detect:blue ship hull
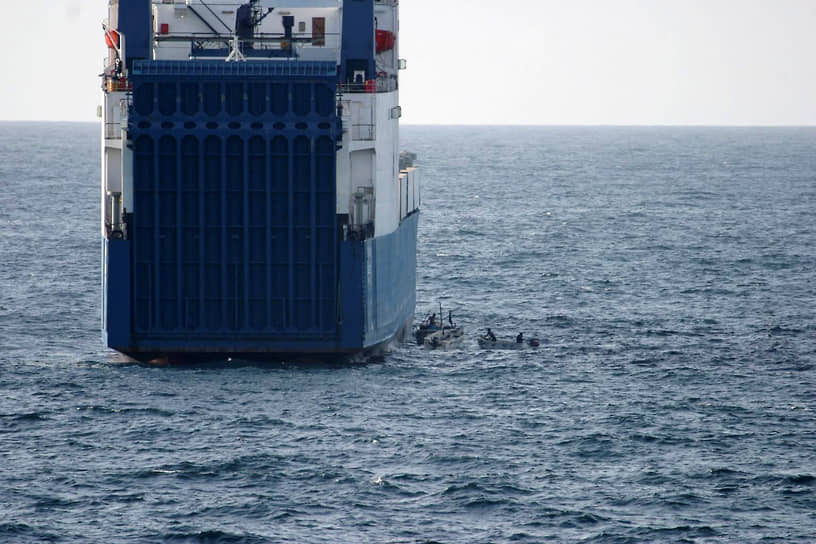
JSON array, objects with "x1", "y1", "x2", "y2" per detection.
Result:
[{"x1": 104, "y1": 212, "x2": 417, "y2": 361}]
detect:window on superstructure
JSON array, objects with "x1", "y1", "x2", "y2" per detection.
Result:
[{"x1": 312, "y1": 17, "x2": 325, "y2": 47}]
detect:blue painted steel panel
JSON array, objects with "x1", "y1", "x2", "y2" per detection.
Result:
[
  {"x1": 340, "y1": 0, "x2": 375, "y2": 83},
  {"x1": 132, "y1": 60, "x2": 337, "y2": 78},
  {"x1": 362, "y1": 213, "x2": 419, "y2": 347},
  {"x1": 339, "y1": 238, "x2": 364, "y2": 349},
  {"x1": 107, "y1": 213, "x2": 418, "y2": 356},
  {"x1": 105, "y1": 239, "x2": 132, "y2": 350},
  {"x1": 118, "y1": 1, "x2": 151, "y2": 68},
  {"x1": 126, "y1": 62, "x2": 342, "y2": 354}
]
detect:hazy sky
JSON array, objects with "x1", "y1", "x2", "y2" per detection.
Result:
[{"x1": 2, "y1": 0, "x2": 816, "y2": 125}]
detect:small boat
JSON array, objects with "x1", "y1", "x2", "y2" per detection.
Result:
[
  {"x1": 414, "y1": 320, "x2": 441, "y2": 346},
  {"x1": 477, "y1": 335, "x2": 541, "y2": 350},
  {"x1": 414, "y1": 304, "x2": 460, "y2": 346},
  {"x1": 424, "y1": 325, "x2": 465, "y2": 350}
]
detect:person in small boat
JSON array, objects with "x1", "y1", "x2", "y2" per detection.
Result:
[
  {"x1": 428, "y1": 313, "x2": 437, "y2": 327},
  {"x1": 516, "y1": 332, "x2": 524, "y2": 344},
  {"x1": 486, "y1": 328, "x2": 496, "y2": 342},
  {"x1": 448, "y1": 311, "x2": 454, "y2": 327}
]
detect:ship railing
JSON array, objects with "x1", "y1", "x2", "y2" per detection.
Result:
[
  {"x1": 351, "y1": 124, "x2": 376, "y2": 141},
  {"x1": 337, "y1": 82, "x2": 375, "y2": 94},
  {"x1": 103, "y1": 98, "x2": 130, "y2": 140},
  {"x1": 336, "y1": 74, "x2": 397, "y2": 94},
  {"x1": 104, "y1": 122, "x2": 122, "y2": 140},
  {"x1": 154, "y1": 32, "x2": 341, "y2": 60},
  {"x1": 154, "y1": 32, "x2": 341, "y2": 45}
]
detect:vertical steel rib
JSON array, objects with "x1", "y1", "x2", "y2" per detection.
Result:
[
  {"x1": 220, "y1": 126, "x2": 228, "y2": 331},
  {"x1": 310, "y1": 132, "x2": 318, "y2": 331},
  {"x1": 176, "y1": 126, "x2": 183, "y2": 331},
  {"x1": 287, "y1": 131, "x2": 294, "y2": 331},
  {"x1": 265, "y1": 127, "x2": 272, "y2": 331},
  {"x1": 153, "y1": 136, "x2": 161, "y2": 331},
  {"x1": 198, "y1": 134, "x2": 205, "y2": 331},
  {"x1": 243, "y1": 128, "x2": 250, "y2": 330},
  {"x1": 287, "y1": 82, "x2": 294, "y2": 331}
]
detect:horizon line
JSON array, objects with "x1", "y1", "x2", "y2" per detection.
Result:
[{"x1": 3, "y1": 119, "x2": 816, "y2": 129}]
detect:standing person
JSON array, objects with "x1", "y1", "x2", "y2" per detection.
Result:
[
  {"x1": 516, "y1": 332, "x2": 524, "y2": 344},
  {"x1": 486, "y1": 328, "x2": 496, "y2": 342}
]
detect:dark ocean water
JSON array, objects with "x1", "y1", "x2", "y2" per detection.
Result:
[{"x1": 1, "y1": 122, "x2": 814, "y2": 543}]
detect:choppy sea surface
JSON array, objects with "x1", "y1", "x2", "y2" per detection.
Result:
[{"x1": 1, "y1": 123, "x2": 814, "y2": 543}]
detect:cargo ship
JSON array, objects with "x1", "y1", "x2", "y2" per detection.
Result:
[{"x1": 100, "y1": 0, "x2": 420, "y2": 361}]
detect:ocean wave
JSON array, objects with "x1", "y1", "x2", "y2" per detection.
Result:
[
  {"x1": 161, "y1": 530, "x2": 272, "y2": 544},
  {"x1": 4, "y1": 124, "x2": 816, "y2": 542}
]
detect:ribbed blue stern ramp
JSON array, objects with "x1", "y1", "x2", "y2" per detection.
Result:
[{"x1": 106, "y1": 60, "x2": 379, "y2": 359}]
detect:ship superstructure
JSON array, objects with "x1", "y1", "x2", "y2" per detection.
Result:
[{"x1": 100, "y1": 0, "x2": 419, "y2": 360}]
